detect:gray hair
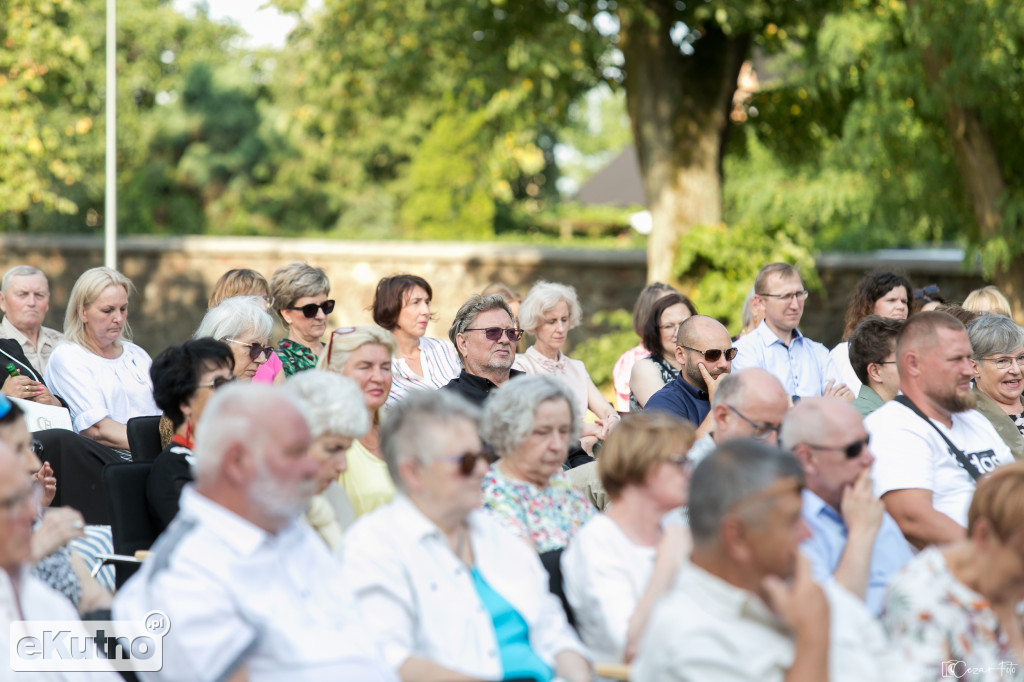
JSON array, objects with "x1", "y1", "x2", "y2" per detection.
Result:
[
  {"x1": 2, "y1": 265, "x2": 47, "y2": 292},
  {"x1": 518, "y1": 281, "x2": 583, "y2": 334},
  {"x1": 688, "y1": 439, "x2": 804, "y2": 545},
  {"x1": 448, "y1": 294, "x2": 515, "y2": 363},
  {"x1": 480, "y1": 375, "x2": 581, "y2": 457},
  {"x1": 779, "y1": 397, "x2": 833, "y2": 450},
  {"x1": 269, "y1": 261, "x2": 330, "y2": 326},
  {"x1": 282, "y1": 370, "x2": 370, "y2": 440},
  {"x1": 192, "y1": 383, "x2": 310, "y2": 483},
  {"x1": 64, "y1": 267, "x2": 135, "y2": 346},
  {"x1": 380, "y1": 389, "x2": 481, "y2": 491},
  {"x1": 967, "y1": 314, "x2": 1024, "y2": 360},
  {"x1": 195, "y1": 296, "x2": 274, "y2": 343},
  {"x1": 711, "y1": 372, "x2": 744, "y2": 409}
]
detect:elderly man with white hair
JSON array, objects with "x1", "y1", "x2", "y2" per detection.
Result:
[
  {"x1": 113, "y1": 383, "x2": 394, "y2": 682},
  {"x1": 0, "y1": 265, "x2": 64, "y2": 373}
]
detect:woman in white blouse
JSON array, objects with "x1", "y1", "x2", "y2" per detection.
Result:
[
  {"x1": 44, "y1": 267, "x2": 159, "y2": 454},
  {"x1": 342, "y1": 389, "x2": 592, "y2": 682},
  {"x1": 561, "y1": 412, "x2": 695, "y2": 664},
  {"x1": 371, "y1": 274, "x2": 461, "y2": 407}
]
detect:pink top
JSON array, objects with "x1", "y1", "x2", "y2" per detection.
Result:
[
  {"x1": 612, "y1": 344, "x2": 648, "y2": 412},
  {"x1": 252, "y1": 351, "x2": 284, "y2": 384}
]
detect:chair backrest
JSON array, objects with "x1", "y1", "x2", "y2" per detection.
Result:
[
  {"x1": 102, "y1": 462, "x2": 158, "y2": 588},
  {"x1": 538, "y1": 547, "x2": 576, "y2": 629},
  {"x1": 127, "y1": 416, "x2": 164, "y2": 463}
]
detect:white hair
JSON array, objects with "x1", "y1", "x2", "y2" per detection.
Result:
[
  {"x1": 518, "y1": 280, "x2": 583, "y2": 334},
  {"x1": 2, "y1": 265, "x2": 47, "y2": 292},
  {"x1": 282, "y1": 370, "x2": 370, "y2": 440},
  {"x1": 195, "y1": 296, "x2": 273, "y2": 342}
]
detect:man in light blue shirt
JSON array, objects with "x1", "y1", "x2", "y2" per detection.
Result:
[
  {"x1": 782, "y1": 397, "x2": 913, "y2": 615},
  {"x1": 733, "y1": 262, "x2": 852, "y2": 401}
]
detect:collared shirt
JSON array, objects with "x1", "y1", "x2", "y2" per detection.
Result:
[
  {"x1": 386, "y1": 336, "x2": 462, "y2": 407},
  {"x1": 644, "y1": 374, "x2": 710, "y2": 425},
  {"x1": 113, "y1": 486, "x2": 395, "y2": 682},
  {"x1": 852, "y1": 384, "x2": 886, "y2": 418},
  {"x1": 971, "y1": 387, "x2": 1024, "y2": 462},
  {"x1": 1, "y1": 316, "x2": 64, "y2": 373},
  {"x1": 800, "y1": 488, "x2": 914, "y2": 615},
  {"x1": 632, "y1": 560, "x2": 907, "y2": 682},
  {"x1": 732, "y1": 320, "x2": 840, "y2": 398},
  {"x1": 341, "y1": 495, "x2": 587, "y2": 679},
  {"x1": 441, "y1": 368, "x2": 526, "y2": 407}
]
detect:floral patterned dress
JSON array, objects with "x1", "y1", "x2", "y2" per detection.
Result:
[
  {"x1": 276, "y1": 338, "x2": 318, "y2": 377},
  {"x1": 481, "y1": 465, "x2": 595, "y2": 553},
  {"x1": 882, "y1": 547, "x2": 1024, "y2": 682}
]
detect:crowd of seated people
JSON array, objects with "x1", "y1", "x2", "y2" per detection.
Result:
[{"x1": 7, "y1": 256, "x2": 1024, "y2": 682}]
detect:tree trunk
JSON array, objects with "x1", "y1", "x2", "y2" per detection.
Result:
[{"x1": 619, "y1": 4, "x2": 749, "y2": 284}]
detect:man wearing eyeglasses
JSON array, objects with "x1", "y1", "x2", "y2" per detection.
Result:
[
  {"x1": 733, "y1": 263, "x2": 853, "y2": 402},
  {"x1": 645, "y1": 316, "x2": 735, "y2": 435},
  {"x1": 782, "y1": 398, "x2": 913, "y2": 615},
  {"x1": 443, "y1": 294, "x2": 526, "y2": 406}
]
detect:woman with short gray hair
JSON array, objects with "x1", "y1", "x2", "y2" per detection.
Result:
[
  {"x1": 968, "y1": 314, "x2": 1024, "y2": 460},
  {"x1": 480, "y1": 375, "x2": 595, "y2": 553},
  {"x1": 195, "y1": 296, "x2": 275, "y2": 383},
  {"x1": 514, "y1": 281, "x2": 619, "y2": 453},
  {"x1": 269, "y1": 261, "x2": 333, "y2": 376}
]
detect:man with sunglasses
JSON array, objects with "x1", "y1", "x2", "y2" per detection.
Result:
[
  {"x1": 443, "y1": 294, "x2": 526, "y2": 406},
  {"x1": 645, "y1": 316, "x2": 735, "y2": 436},
  {"x1": 733, "y1": 263, "x2": 853, "y2": 402},
  {"x1": 782, "y1": 398, "x2": 913, "y2": 615}
]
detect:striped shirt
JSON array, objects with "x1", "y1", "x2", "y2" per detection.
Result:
[{"x1": 386, "y1": 336, "x2": 462, "y2": 407}]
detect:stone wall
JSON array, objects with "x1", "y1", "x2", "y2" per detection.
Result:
[{"x1": 0, "y1": 234, "x2": 990, "y2": 356}]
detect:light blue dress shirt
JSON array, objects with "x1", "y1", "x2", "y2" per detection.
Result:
[
  {"x1": 732, "y1": 320, "x2": 840, "y2": 398},
  {"x1": 800, "y1": 488, "x2": 914, "y2": 615}
]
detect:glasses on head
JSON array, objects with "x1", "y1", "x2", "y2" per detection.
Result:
[
  {"x1": 979, "y1": 354, "x2": 1024, "y2": 371},
  {"x1": 679, "y1": 345, "x2": 738, "y2": 363},
  {"x1": 324, "y1": 327, "x2": 358, "y2": 368},
  {"x1": 726, "y1": 405, "x2": 781, "y2": 441},
  {"x1": 463, "y1": 327, "x2": 524, "y2": 343},
  {"x1": 224, "y1": 339, "x2": 275, "y2": 362},
  {"x1": 439, "y1": 449, "x2": 496, "y2": 476},
  {"x1": 913, "y1": 284, "x2": 941, "y2": 300},
  {"x1": 287, "y1": 300, "x2": 335, "y2": 318},
  {"x1": 757, "y1": 289, "x2": 809, "y2": 303},
  {"x1": 196, "y1": 375, "x2": 238, "y2": 391},
  {"x1": 806, "y1": 435, "x2": 871, "y2": 459},
  {"x1": 0, "y1": 480, "x2": 43, "y2": 520}
]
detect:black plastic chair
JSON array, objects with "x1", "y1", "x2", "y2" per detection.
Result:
[
  {"x1": 127, "y1": 415, "x2": 163, "y2": 463},
  {"x1": 101, "y1": 462, "x2": 158, "y2": 588}
]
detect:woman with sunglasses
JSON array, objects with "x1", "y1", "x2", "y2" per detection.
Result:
[
  {"x1": 371, "y1": 274, "x2": 461, "y2": 407},
  {"x1": 514, "y1": 281, "x2": 620, "y2": 454},
  {"x1": 269, "y1": 261, "x2": 333, "y2": 377},
  {"x1": 480, "y1": 375, "x2": 595, "y2": 553},
  {"x1": 318, "y1": 325, "x2": 399, "y2": 518},
  {"x1": 147, "y1": 338, "x2": 236, "y2": 533},
  {"x1": 628, "y1": 293, "x2": 698, "y2": 411},
  {"x1": 562, "y1": 412, "x2": 695, "y2": 664},
  {"x1": 208, "y1": 268, "x2": 285, "y2": 385},
  {"x1": 195, "y1": 296, "x2": 275, "y2": 383},
  {"x1": 44, "y1": 267, "x2": 160, "y2": 456}
]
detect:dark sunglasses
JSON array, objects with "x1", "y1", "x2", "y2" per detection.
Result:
[
  {"x1": 464, "y1": 327, "x2": 524, "y2": 342},
  {"x1": 287, "y1": 300, "x2": 335, "y2": 318},
  {"x1": 806, "y1": 435, "x2": 871, "y2": 459},
  {"x1": 440, "y1": 449, "x2": 497, "y2": 476},
  {"x1": 196, "y1": 375, "x2": 238, "y2": 391},
  {"x1": 679, "y1": 345, "x2": 738, "y2": 363},
  {"x1": 225, "y1": 338, "x2": 275, "y2": 362}
]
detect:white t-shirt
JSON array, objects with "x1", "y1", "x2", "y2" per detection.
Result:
[
  {"x1": 865, "y1": 401, "x2": 1014, "y2": 526},
  {"x1": 829, "y1": 341, "x2": 863, "y2": 396}
]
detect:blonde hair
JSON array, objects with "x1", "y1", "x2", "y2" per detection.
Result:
[
  {"x1": 64, "y1": 267, "x2": 135, "y2": 346},
  {"x1": 316, "y1": 325, "x2": 397, "y2": 374},
  {"x1": 209, "y1": 269, "x2": 269, "y2": 309},
  {"x1": 599, "y1": 412, "x2": 696, "y2": 500},
  {"x1": 962, "y1": 286, "x2": 1012, "y2": 317}
]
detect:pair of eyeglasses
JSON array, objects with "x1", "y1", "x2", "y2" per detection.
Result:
[
  {"x1": 196, "y1": 376, "x2": 238, "y2": 391},
  {"x1": 726, "y1": 405, "x2": 781, "y2": 441},
  {"x1": 979, "y1": 354, "x2": 1024, "y2": 370},
  {"x1": 224, "y1": 338, "x2": 275, "y2": 362},
  {"x1": 440, "y1": 449, "x2": 496, "y2": 476},
  {"x1": 287, "y1": 300, "x2": 335, "y2": 318},
  {"x1": 463, "y1": 327, "x2": 524, "y2": 342},
  {"x1": 679, "y1": 345, "x2": 739, "y2": 363},
  {"x1": 757, "y1": 289, "x2": 809, "y2": 303},
  {"x1": 806, "y1": 435, "x2": 871, "y2": 459},
  {"x1": 0, "y1": 480, "x2": 43, "y2": 520}
]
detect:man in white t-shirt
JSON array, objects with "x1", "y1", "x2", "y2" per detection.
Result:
[{"x1": 864, "y1": 311, "x2": 1014, "y2": 549}]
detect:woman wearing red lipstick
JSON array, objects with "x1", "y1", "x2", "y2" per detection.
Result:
[
  {"x1": 968, "y1": 314, "x2": 1024, "y2": 461},
  {"x1": 372, "y1": 274, "x2": 461, "y2": 408}
]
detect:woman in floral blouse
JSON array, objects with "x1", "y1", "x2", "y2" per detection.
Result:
[
  {"x1": 882, "y1": 461, "x2": 1024, "y2": 681},
  {"x1": 480, "y1": 375, "x2": 595, "y2": 554},
  {"x1": 269, "y1": 261, "x2": 333, "y2": 376}
]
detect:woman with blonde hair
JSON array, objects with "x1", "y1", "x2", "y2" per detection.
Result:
[
  {"x1": 44, "y1": 267, "x2": 159, "y2": 454},
  {"x1": 317, "y1": 325, "x2": 398, "y2": 517},
  {"x1": 963, "y1": 285, "x2": 1013, "y2": 317},
  {"x1": 269, "y1": 261, "x2": 333, "y2": 376},
  {"x1": 209, "y1": 268, "x2": 284, "y2": 384}
]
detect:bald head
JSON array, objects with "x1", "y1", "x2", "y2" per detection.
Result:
[
  {"x1": 711, "y1": 369, "x2": 789, "y2": 445},
  {"x1": 895, "y1": 311, "x2": 965, "y2": 372},
  {"x1": 676, "y1": 316, "x2": 734, "y2": 392},
  {"x1": 677, "y1": 315, "x2": 730, "y2": 348},
  {"x1": 781, "y1": 397, "x2": 861, "y2": 450}
]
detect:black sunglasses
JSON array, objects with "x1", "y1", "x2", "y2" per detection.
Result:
[
  {"x1": 464, "y1": 327, "x2": 524, "y2": 342},
  {"x1": 225, "y1": 338, "x2": 275, "y2": 362},
  {"x1": 806, "y1": 435, "x2": 871, "y2": 459},
  {"x1": 441, "y1": 449, "x2": 497, "y2": 476},
  {"x1": 287, "y1": 300, "x2": 335, "y2": 318},
  {"x1": 679, "y1": 345, "x2": 738, "y2": 363}
]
